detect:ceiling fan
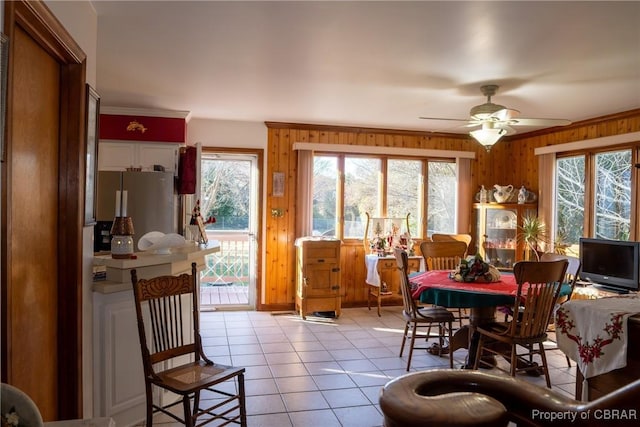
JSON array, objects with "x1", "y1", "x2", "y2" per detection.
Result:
[{"x1": 419, "y1": 85, "x2": 572, "y2": 149}]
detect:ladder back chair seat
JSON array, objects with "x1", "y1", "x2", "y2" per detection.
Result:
[
  {"x1": 395, "y1": 248, "x2": 454, "y2": 371},
  {"x1": 131, "y1": 262, "x2": 247, "y2": 427},
  {"x1": 472, "y1": 260, "x2": 568, "y2": 388}
]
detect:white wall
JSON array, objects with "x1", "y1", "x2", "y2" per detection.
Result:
[
  {"x1": 186, "y1": 118, "x2": 267, "y2": 149},
  {"x1": 44, "y1": 0, "x2": 98, "y2": 418},
  {"x1": 45, "y1": 0, "x2": 98, "y2": 87}
]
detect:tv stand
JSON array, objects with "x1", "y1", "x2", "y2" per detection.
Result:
[{"x1": 593, "y1": 284, "x2": 630, "y2": 294}]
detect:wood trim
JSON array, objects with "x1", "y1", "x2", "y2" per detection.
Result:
[
  {"x1": 266, "y1": 121, "x2": 471, "y2": 139},
  {"x1": 533, "y1": 131, "x2": 640, "y2": 155},
  {"x1": 2, "y1": 0, "x2": 86, "y2": 420},
  {"x1": 292, "y1": 142, "x2": 476, "y2": 159}
]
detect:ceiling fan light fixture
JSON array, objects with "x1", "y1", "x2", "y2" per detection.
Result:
[{"x1": 470, "y1": 126, "x2": 506, "y2": 150}]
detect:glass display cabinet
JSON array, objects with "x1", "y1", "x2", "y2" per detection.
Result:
[{"x1": 474, "y1": 203, "x2": 537, "y2": 270}]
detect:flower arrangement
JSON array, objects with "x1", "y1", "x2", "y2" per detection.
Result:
[
  {"x1": 450, "y1": 254, "x2": 501, "y2": 283},
  {"x1": 2, "y1": 407, "x2": 21, "y2": 427}
]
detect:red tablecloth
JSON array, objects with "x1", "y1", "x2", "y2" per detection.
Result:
[{"x1": 411, "y1": 270, "x2": 518, "y2": 299}]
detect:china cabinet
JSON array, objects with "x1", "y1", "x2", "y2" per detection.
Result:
[
  {"x1": 474, "y1": 203, "x2": 537, "y2": 269},
  {"x1": 295, "y1": 237, "x2": 342, "y2": 319}
]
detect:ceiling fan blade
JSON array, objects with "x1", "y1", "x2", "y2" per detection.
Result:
[
  {"x1": 491, "y1": 108, "x2": 520, "y2": 122},
  {"x1": 419, "y1": 116, "x2": 469, "y2": 122},
  {"x1": 509, "y1": 118, "x2": 572, "y2": 127}
]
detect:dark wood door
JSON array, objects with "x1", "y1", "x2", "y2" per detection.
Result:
[
  {"x1": 2, "y1": 0, "x2": 86, "y2": 420},
  {"x1": 8, "y1": 25, "x2": 61, "y2": 419}
]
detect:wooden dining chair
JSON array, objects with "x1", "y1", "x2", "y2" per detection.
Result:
[
  {"x1": 430, "y1": 233, "x2": 472, "y2": 256},
  {"x1": 395, "y1": 248, "x2": 454, "y2": 371},
  {"x1": 539, "y1": 253, "x2": 582, "y2": 367},
  {"x1": 131, "y1": 263, "x2": 247, "y2": 427},
  {"x1": 420, "y1": 240, "x2": 468, "y2": 327},
  {"x1": 473, "y1": 259, "x2": 568, "y2": 388}
]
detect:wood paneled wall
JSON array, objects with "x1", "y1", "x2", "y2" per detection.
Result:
[{"x1": 262, "y1": 111, "x2": 640, "y2": 310}]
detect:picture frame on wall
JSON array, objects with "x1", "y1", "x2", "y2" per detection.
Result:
[{"x1": 84, "y1": 84, "x2": 100, "y2": 226}]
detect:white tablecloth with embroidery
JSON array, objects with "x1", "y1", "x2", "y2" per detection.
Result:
[{"x1": 555, "y1": 294, "x2": 640, "y2": 397}]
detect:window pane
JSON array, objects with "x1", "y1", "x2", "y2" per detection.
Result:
[
  {"x1": 312, "y1": 156, "x2": 338, "y2": 236},
  {"x1": 555, "y1": 155, "x2": 585, "y2": 256},
  {"x1": 427, "y1": 161, "x2": 456, "y2": 235},
  {"x1": 387, "y1": 159, "x2": 421, "y2": 236},
  {"x1": 344, "y1": 157, "x2": 381, "y2": 238},
  {"x1": 594, "y1": 150, "x2": 632, "y2": 240},
  {"x1": 201, "y1": 158, "x2": 250, "y2": 230}
]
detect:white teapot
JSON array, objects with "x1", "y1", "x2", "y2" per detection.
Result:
[{"x1": 493, "y1": 184, "x2": 513, "y2": 203}]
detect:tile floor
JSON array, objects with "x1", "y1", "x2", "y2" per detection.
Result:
[{"x1": 147, "y1": 306, "x2": 578, "y2": 427}]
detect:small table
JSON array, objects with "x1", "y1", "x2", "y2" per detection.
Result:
[
  {"x1": 555, "y1": 294, "x2": 640, "y2": 400},
  {"x1": 365, "y1": 254, "x2": 424, "y2": 316},
  {"x1": 411, "y1": 270, "x2": 571, "y2": 369}
]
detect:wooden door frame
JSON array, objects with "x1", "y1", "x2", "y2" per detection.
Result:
[
  {"x1": 200, "y1": 147, "x2": 264, "y2": 310},
  {"x1": 1, "y1": 0, "x2": 86, "y2": 419}
]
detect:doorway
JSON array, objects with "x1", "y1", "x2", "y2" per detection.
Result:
[{"x1": 198, "y1": 151, "x2": 261, "y2": 310}]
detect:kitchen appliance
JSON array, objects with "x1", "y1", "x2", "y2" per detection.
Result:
[{"x1": 95, "y1": 171, "x2": 180, "y2": 252}]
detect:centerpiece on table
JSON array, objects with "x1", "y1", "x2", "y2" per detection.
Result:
[{"x1": 450, "y1": 254, "x2": 501, "y2": 283}]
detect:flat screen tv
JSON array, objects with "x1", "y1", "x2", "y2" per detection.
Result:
[{"x1": 579, "y1": 238, "x2": 640, "y2": 292}]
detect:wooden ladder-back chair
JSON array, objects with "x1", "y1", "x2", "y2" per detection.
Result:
[
  {"x1": 419, "y1": 240, "x2": 469, "y2": 327},
  {"x1": 539, "y1": 253, "x2": 582, "y2": 367},
  {"x1": 131, "y1": 263, "x2": 247, "y2": 427},
  {"x1": 430, "y1": 233, "x2": 472, "y2": 256},
  {"x1": 473, "y1": 259, "x2": 568, "y2": 388},
  {"x1": 394, "y1": 248, "x2": 454, "y2": 371}
]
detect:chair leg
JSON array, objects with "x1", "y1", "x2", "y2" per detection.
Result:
[
  {"x1": 238, "y1": 372, "x2": 247, "y2": 427},
  {"x1": 406, "y1": 322, "x2": 418, "y2": 371},
  {"x1": 183, "y1": 395, "x2": 194, "y2": 427},
  {"x1": 566, "y1": 355, "x2": 572, "y2": 368},
  {"x1": 399, "y1": 321, "x2": 409, "y2": 357},
  {"x1": 473, "y1": 334, "x2": 484, "y2": 370},
  {"x1": 377, "y1": 291, "x2": 382, "y2": 317},
  {"x1": 193, "y1": 390, "x2": 200, "y2": 420},
  {"x1": 509, "y1": 344, "x2": 518, "y2": 378},
  {"x1": 447, "y1": 320, "x2": 454, "y2": 368},
  {"x1": 144, "y1": 382, "x2": 153, "y2": 427},
  {"x1": 539, "y1": 342, "x2": 552, "y2": 388}
]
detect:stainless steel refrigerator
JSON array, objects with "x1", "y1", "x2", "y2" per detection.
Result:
[{"x1": 95, "y1": 171, "x2": 180, "y2": 252}]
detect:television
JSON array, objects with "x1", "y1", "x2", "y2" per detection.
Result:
[{"x1": 579, "y1": 238, "x2": 640, "y2": 293}]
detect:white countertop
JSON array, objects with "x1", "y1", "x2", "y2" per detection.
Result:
[
  {"x1": 94, "y1": 240, "x2": 220, "y2": 269},
  {"x1": 93, "y1": 240, "x2": 220, "y2": 294}
]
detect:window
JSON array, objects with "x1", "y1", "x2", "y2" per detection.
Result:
[
  {"x1": 555, "y1": 155, "x2": 585, "y2": 255},
  {"x1": 554, "y1": 148, "x2": 635, "y2": 252},
  {"x1": 594, "y1": 150, "x2": 632, "y2": 240},
  {"x1": 344, "y1": 157, "x2": 381, "y2": 238},
  {"x1": 427, "y1": 161, "x2": 456, "y2": 235},
  {"x1": 311, "y1": 153, "x2": 457, "y2": 240},
  {"x1": 313, "y1": 156, "x2": 338, "y2": 237}
]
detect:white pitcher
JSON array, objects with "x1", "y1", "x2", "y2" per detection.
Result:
[{"x1": 493, "y1": 184, "x2": 513, "y2": 203}]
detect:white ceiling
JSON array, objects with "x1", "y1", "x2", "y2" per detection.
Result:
[{"x1": 92, "y1": 1, "x2": 640, "y2": 135}]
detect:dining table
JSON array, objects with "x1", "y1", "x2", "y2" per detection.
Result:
[{"x1": 410, "y1": 269, "x2": 572, "y2": 369}]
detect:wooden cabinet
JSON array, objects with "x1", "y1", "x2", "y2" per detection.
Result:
[
  {"x1": 295, "y1": 237, "x2": 341, "y2": 320},
  {"x1": 98, "y1": 141, "x2": 179, "y2": 173},
  {"x1": 474, "y1": 203, "x2": 537, "y2": 269}
]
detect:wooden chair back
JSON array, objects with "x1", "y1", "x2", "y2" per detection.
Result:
[
  {"x1": 394, "y1": 248, "x2": 419, "y2": 318},
  {"x1": 431, "y1": 233, "x2": 472, "y2": 255},
  {"x1": 540, "y1": 253, "x2": 581, "y2": 299},
  {"x1": 420, "y1": 240, "x2": 467, "y2": 271},
  {"x1": 132, "y1": 263, "x2": 201, "y2": 371},
  {"x1": 510, "y1": 260, "x2": 568, "y2": 338}
]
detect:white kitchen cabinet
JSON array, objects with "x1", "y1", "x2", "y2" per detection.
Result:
[{"x1": 98, "y1": 141, "x2": 179, "y2": 173}]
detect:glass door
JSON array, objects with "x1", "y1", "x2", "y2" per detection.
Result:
[{"x1": 199, "y1": 152, "x2": 259, "y2": 310}]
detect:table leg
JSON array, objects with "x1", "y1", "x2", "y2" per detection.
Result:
[{"x1": 465, "y1": 306, "x2": 498, "y2": 369}]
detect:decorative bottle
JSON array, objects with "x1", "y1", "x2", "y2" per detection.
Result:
[{"x1": 479, "y1": 185, "x2": 488, "y2": 203}]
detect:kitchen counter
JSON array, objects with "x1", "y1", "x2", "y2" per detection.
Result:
[{"x1": 93, "y1": 240, "x2": 220, "y2": 294}]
